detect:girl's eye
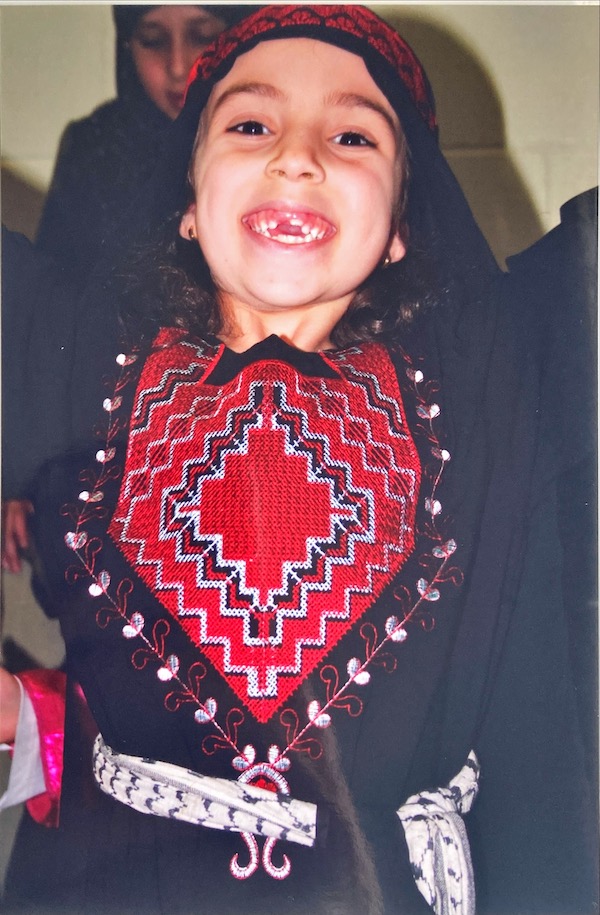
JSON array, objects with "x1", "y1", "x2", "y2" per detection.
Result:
[
  {"x1": 229, "y1": 121, "x2": 269, "y2": 136},
  {"x1": 334, "y1": 131, "x2": 376, "y2": 148}
]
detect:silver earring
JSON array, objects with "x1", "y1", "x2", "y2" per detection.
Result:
[{"x1": 188, "y1": 226, "x2": 196, "y2": 241}]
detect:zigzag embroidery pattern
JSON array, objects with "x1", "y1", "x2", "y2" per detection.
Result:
[{"x1": 109, "y1": 334, "x2": 421, "y2": 722}]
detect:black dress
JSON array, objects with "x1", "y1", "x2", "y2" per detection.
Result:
[
  {"x1": 1, "y1": 227, "x2": 596, "y2": 915},
  {"x1": 34, "y1": 91, "x2": 170, "y2": 286}
]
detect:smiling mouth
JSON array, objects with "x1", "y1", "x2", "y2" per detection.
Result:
[{"x1": 242, "y1": 209, "x2": 335, "y2": 245}]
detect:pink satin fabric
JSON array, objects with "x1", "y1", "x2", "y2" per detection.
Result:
[{"x1": 18, "y1": 669, "x2": 66, "y2": 827}]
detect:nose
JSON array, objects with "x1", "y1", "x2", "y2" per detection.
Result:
[
  {"x1": 168, "y1": 39, "x2": 194, "y2": 82},
  {"x1": 266, "y1": 131, "x2": 325, "y2": 183}
]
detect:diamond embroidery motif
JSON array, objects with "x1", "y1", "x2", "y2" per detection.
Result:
[
  {"x1": 166, "y1": 390, "x2": 362, "y2": 611},
  {"x1": 109, "y1": 336, "x2": 420, "y2": 722}
]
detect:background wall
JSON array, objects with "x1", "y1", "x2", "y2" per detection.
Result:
[
  {"x1": 1, "y1": 2, "x2": 598, "y2": 263},
  {"x1": 378, "y1": 2, "x2": 599, "y2": 257}
]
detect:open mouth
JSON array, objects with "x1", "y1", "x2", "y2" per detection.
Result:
[{"x1": 242, "y1": 208, "x2": 335, "y2": 246}]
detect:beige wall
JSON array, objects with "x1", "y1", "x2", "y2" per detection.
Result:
[
  {"x1": 376, "y1": 3, "x2": 599, "y2": 262},
  {"x1": 1, "y1": 5, "x2": 115, "y2": 188},
  {"x1": 381, "y1": 4, "x2": 599, "y2": 220},
  {"x1": 1, "y1": 2, "x2": 598, "y2": 264}
]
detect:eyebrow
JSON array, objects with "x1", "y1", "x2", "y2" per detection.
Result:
[
  {"x1": 325, "y1": 91, "x2": 398, "y2": 137},
  {"x1": 210, "y1": 82, "x2": 398, "y2": 136},
  {"x1": 134, "y1": 23, "x2": 167, "y2": 34},
  {"x1": 135, "y1": 15, "x2": 218, "y2": 38},
  {"x1": 210, "y1": 82, "x2": 284, "y2": 117}
]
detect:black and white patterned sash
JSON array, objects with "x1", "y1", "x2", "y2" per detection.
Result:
[
  {"x1": 94, "y1": 732, "x2": 478, "y2": 906},
  {"x1": 397, "y1": 751, "x2": 480, "y2": 915},
  {"x1": 93, "y1": 734, "x2": 317, "y2": 847}
]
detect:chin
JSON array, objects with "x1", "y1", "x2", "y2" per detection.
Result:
[{"x1": 243, "y1": 280, "x2": 337, "y2": 310}]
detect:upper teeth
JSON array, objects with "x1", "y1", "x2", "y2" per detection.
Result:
[
  {"x1": 256, "y1": 219, "x2": 324, "y2": 242},
  {"x1": 246, "y1": 211, "x2": 331, "y2": 244}
]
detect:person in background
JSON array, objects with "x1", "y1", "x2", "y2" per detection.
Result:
[
  {"x1": 2, "y1": 6, "x2": 243, "y2": 575},
  {"x1": 34, "y1": 4, "x2": 235, "y2": 284}
]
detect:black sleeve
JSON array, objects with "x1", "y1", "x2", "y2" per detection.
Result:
[
  {"x1": 469, "y1": 198, "x2": 599, "y2": 912},
  {"x1": 471, "y1": 465, "x2": 598, "y2": 914},
  {"x1": 505, "y1": 187, "x2": 597, "y2": 474},
  {"x1": 505, "y1": 187, "x2": 598, "y2": 803}
]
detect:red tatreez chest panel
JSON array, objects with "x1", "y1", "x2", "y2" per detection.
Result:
[{"x1": 109, "y1": 335, "x2": 421, "y2": 722}]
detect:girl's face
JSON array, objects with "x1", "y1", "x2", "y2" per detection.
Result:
[
  {"x1": 130, "y1": 5, "x2": 226, "y2": 119},
  {"x1": 180, "y1": 38, "x2": 406, "y2": 337}
]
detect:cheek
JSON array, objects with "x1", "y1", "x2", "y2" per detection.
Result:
[
  {"x1": 131, "y1": 52, "x2": 167, "y2": 101},
  {"x1": 348, "y1": 171, "x2": 396, "y2": 243},
  {"x1": 183, "y1": 46, "x2": 204, "y2": 78},
  {"x1": 194, "y1": 158, "x2": 241, "y2": 232},
  {"x1": 194, "y1": 175, "x2": 234, "y2": 271},
  {"x1": 374, "y1": 168, "x2": 400, "y2": 239}
]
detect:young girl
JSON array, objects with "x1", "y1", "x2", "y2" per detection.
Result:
[{"x1": 1, "y1": 6, "x2": 595, "y2": 914}]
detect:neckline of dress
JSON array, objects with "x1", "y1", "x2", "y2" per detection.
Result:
[{"x1": 205, "y1": 334, "x2": 343, "y2": 385}]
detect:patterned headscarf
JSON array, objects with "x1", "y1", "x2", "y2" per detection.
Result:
[{"x1": 184, "y1": 5, "x2": 437, "y2": 134}]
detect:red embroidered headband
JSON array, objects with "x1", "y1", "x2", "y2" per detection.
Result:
[{"x1": 184, "y1": 5, "x2": 437, "y2": 134}]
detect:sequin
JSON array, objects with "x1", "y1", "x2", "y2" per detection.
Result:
[
  {"x1": 103, "y1": 396, "x2": 123, "y2": 413},
  {"x1": 385, "y1": 615, "x2": 408, "y2": 642},
  {"x1": 233, "y1": 746, "x2": 257, "y2": 770},
  {"x1": 64, "y1": 531, "x2": 88, "y2": 550},
  {"x1": 417, "y1": 578, "x2": 440, "y2": 601},
  {"x1": 425, "y1": 497, "x2": 442, "y2": 516},
  {"x1": 194, "y1": 697, "x2": 217, "y2": 724},
  {"x1": 89, "y1": 570, "x2": 111, "y2": 596},
  {"x1": 417, "y1": 403, "x2": 441, "y2": 420},
  {"x1": 432, "y1": 539, "x2": 457, "y2": 559},
  {"x1": 79, "y1": 490, "x2": 104, "y2": 502},
  {"x1": 347, "y1": 657, "x2": 371, "y2": 685},
  {"x1": 157, "y1": 654, "x2": 180, "y2": 681},
  {"x1": 432, "y1": 447, "x2": 451, "y2": 462},
  {"x1": 267, "y1": 745, "x2": 290, "y2": 771},
  {"x1": 307, "y1": 700, "x2": 331, "y2": 728},
  {"x1": 122, "y1": 612, "x2": 145, "y2": 639},
  {"x1": 95, "y1": 448, "x2": 116, "y2": 463},
  {"x1": 116, "y1": 353, "x2": 138, "y2": 367}
]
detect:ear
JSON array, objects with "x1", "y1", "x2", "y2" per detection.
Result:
[
  {"x1": 387, "y1": 231, "x2": 407, "y2": 264},
  {"x1": 179, "y1": 203, "x2": 197, "y2": 241}
]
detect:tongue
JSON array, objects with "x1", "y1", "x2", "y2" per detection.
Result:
[{"x1": 276, "y1": 221, "x2": 305, "y2": 236}]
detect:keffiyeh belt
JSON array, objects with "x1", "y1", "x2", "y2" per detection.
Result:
[
  {"x1": 92, "y1": 734, "x2": 317, "y2": 847},
  {"x1": 397, "y1": 751, "x2": 480, "y2": 915},
  {"x1": 93, "y1": 734, "x2": 479, "y2": 912}
]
